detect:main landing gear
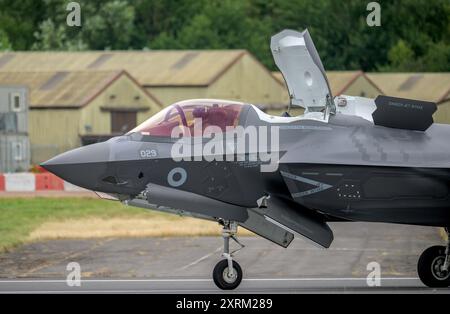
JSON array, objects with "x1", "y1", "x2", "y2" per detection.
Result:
[
  {"x1": 418, "y1": 228, "x2": 450, "y2": 288},
  {"x1": 213, "y1": 221, "x2": 245, "y2": 290}
]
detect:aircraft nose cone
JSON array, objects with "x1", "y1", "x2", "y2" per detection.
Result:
[{"x1": 41, "y1": 141, "x2": 110, "y2": 190}]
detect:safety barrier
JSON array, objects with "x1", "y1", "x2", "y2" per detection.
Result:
[
  {"x1": 0, "y1": 174, "x2": 4, "y2": 191},
  {"x1": 35, "y1": 173, "x2": 65, "y2": 191},
  {"x1": 0, "y1": 173, "x2": 87, "y2": 192},
  {"x1": 4, "y1": 173, "x2": 36, "y2": 192}
]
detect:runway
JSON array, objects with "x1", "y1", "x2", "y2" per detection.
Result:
[
  {"x1": 1, "y1": 277, "x2": 449, "y2": 294},
  {"x1": 0, "y1": 222, "x2": 449, "y2": 293}
]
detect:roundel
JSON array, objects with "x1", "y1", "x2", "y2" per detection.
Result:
[{"x1": 167, "y1": 168, "x2": 187, "y2": 187}]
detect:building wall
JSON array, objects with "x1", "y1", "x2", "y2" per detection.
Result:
[
  {"x1": 145, "y1": 54, "x2": 287, "y2": 108},
  {"x1": 29, "y1": 75, "x2": 162, "y2": 164},
  {"x1": 343, "y1": 76, "x2": 382, "y2": 98},
  {"x1": 146, "y1": 86, "x2": 207, "y2": 107},
  {"x1": 0, "y1": 86, "x2": 28, "y2": 134},
  {"x1": 435, "y1": 100, "x2": 450, "y2": 124},
  {"x1": 0, "y1": 86, "x2": 30, "y2": 172},
  {"x1": 207, "y1": 54, "x2": 287, "y2": 106},
  {"x1": 265, "y1": 107, "x2": 304, "y2": 117},
  {"x1": 29, "y1": 109, "x2": 80, "y2": 164},
  {"x1": 0, "y1": 134, "x2": 30, "y2": 173},
  {"x1": 80, "y1": 75, "x2": 160, "y2": 136}
]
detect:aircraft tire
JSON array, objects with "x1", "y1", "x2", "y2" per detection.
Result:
[
  {"x1": 213, "y1": 259, "x2": 243, "y2": 290},
  {"x1": 418, "y1": 246, "x2": 450, "y2": 288}
]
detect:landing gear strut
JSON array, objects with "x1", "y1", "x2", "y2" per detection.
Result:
[
  {"x1": 418, "y1": 228, "x2": 450, "y2": 288},
  {"x1": 213, "y1": 221, "x2": 244, "y2": 290}
]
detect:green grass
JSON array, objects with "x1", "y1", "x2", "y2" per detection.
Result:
[{"x1": 0, "y1": 197, "x2": 172, "y2": 252}]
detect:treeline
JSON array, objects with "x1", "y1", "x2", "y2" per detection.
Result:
[{"x1": 0, "y1": 0, "x2": 449, "y2": 72}]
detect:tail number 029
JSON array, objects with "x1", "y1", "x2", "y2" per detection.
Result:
[{"x1": 140, "y1": 149, "x2": 158, "y2": 158}]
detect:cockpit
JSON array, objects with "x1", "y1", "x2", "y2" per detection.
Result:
[{"x1": 128, "y1": 99, "x2": 246, "y2": 137}]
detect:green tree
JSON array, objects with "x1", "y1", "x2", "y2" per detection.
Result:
[
  {"x1": 385, "y1": 40, "x2": 416, "y2": 71},
  {"x1": 32, "y1": 19, "x2": 87, "y2": 51},
  {"x1": 420, "y1": 42, "x2": 450, "y2": 72},
  {"x1": 31, "y1": 0, "x2": 135, "y2": 51},
  {"x1": 0, "y1": 0, "x2": 449, "y2": 71},
  {"x1": 0, "y1": 29, "x2": 11, "y2": 50},
  {"x1": 0, "y1": 0, "x2": 46, "y2": 50},
  {"x1": 150, "y1": 0, "x2": 273, "y2": 65},
  {"x1": 82, "y1": 0, "x2": 135, "y2": 50}
]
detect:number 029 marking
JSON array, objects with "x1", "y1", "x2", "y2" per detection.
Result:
[{"x1": 139, "y1": 149, "x2": 158, "y2": 158}]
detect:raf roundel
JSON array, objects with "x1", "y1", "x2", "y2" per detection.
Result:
[{"x1": 167, "y1": 167, "x2": 187, "y2": 187}]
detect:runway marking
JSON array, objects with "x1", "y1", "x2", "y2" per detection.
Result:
[
  {"x1": 178, "y1": 247, "x2": 222, "y2": 271},
  {"x1": 0, "y1": 277, "x2": 420, "y2": 284}
]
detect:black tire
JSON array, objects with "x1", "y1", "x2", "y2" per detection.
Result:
[
  {"x1": 418, "y1": 246, "x2": 450, "y2": 288},
  {"x1": 213, "y1": 259, "x2": 243, "y2": 290}
]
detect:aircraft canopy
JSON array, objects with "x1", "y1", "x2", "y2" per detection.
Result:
[{"x1": 128, "y1": 99, "x2": 244, "y2": 137}]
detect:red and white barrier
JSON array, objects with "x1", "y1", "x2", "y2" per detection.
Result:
[
  {"x1": 4, "y1": 173, "x2": 36, "y2": 192},
  {"x1": 35, "y1": 173, "x2": 65, "y2": 191},
  {"x1": 0, "y1": 173, "x2": 87, "y2": 192},
  {"x1": 0, "y1": 174, "x2": 5, "y2": 191}
]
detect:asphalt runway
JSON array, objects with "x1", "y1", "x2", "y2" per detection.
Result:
[
  {"x1": 0, "y1": 222, "x2": 449, "y2": 294},
  {"x1": 1, "y1": 278, "x2": 449, "y2": 294}
]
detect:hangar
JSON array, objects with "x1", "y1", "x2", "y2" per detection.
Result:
[
  {"x1": 0, "y1": 51, "x2": 286, "y2": 108},
  {"x1": 0, "y1": 70, "x2": 162, "y2": 163},
  {"x1": 367, "y1": 73, "x2": 450, "y2": 124}
]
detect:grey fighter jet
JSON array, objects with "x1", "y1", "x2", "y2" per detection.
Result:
[{"x1": 42, "y1": 29, "x2": 450, "y2": 290}]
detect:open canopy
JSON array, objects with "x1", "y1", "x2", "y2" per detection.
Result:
[{"x1": 271, "y1": 29, "x2": 333, "y2": 112}]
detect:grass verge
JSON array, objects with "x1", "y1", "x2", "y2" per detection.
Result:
[
  {"x1": 0, "y1": 197, "x2": 251, "y2": 252},
  {"x1": 440, "y1": 228, "x2": 448, "y2": 241}
]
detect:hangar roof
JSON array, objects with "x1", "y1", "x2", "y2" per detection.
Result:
[
  {"x1": 0, "y1": 70, "x2": 161, "y2": 108},
  {"x1": 367, "y1": 73, "x2": 450, "y2": 104},
  {"x1": 0, "y1": 50, "x2": 248, "y2": 87}
]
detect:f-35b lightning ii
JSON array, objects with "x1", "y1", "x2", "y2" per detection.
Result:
[{"x1": 42, "y1": 29, "x2": 450, "y2": 290}]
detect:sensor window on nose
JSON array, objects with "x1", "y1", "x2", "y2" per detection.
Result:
[{"x1": 102, "y1": 176, "x2": 118, "y2": 184}]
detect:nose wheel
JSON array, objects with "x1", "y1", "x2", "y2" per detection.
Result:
[
  {"x1": 418, "y1": 228, "x2": 450, "y2": 288},
  {"x1": 213, "y1": 221, "x2": 244, "y2": 290}
]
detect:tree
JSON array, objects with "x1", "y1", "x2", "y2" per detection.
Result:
[
  {"x1": 0, "y1": 0, "x2": 449, "y2": 71},
  {"x1": 82, "y1": 0, "x2": 135, "y2": 50},
  {"x1": 420, "y1": 42, "x2": 450, "y2": 72},
  {"x1": 32, "y1": 19, "x2": 87, "y2": 51},
  {"x1": 149, "y1": 0, "x2": 273, "y2": 65},
  {"x1": 0, "y1": 29, "x2": 11, "y2": 50},
  {"x1": 385, "y1": 40, "x2": 416, "y2": 71},
  {"x1": 0, "y1": 0, "x2": 46, "y2": 50},
  {"x1": 31, "y1": 0, "x2": 135, "y2": 51}
]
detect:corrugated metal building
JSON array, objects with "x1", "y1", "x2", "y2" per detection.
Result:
[
  {"x1": 367, "y1": 73, "x2": 450, "y2": 124},
  {"x1": 0, "y1": 70, "x2": 162, "y2": 163},
  {"x1": 0, "y1": 51, "x2": 287, "y2": 107},
  {"x1": 0, "y1": 85, "x2": 30, "y2": 172},
  {"x1": 270, "y1": 71, "x2": 384, "y2": 115}
]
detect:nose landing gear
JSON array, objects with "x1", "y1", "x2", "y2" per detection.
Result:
[
  {"x1": 418, "y1": 228, "x2": 450, "y2": 288},
  {"x1": 213, "y1": 221, "x2": 244, "y2": 290}
]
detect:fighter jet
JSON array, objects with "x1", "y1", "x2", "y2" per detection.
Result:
[{"x1": 42, "y1": 29, "x2": 450, "y2": 290}]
